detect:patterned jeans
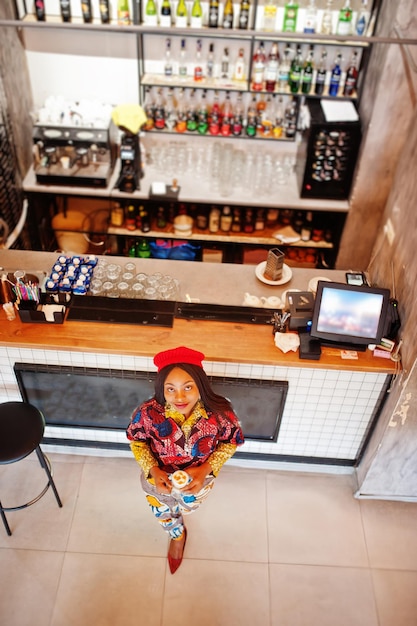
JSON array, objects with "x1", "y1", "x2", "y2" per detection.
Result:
[{"x1": 140, "y1": 471, "x2": 216, "y2": 539}]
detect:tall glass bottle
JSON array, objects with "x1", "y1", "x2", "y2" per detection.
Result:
[
  {"x1": 288, "y1": 45, "x2": 303, "y2": 94},
  {"x1": 245, "y1": 96, "x2": 257, "y2": 137},
  {"x1": 221, "y1": 47, "x2": 230, "y2": 80},
  {"x1": 175, "y1": 88, "x2": 187, "y2": 133},
  {"x1": 263, "y1": 0, "x2": 277, "y2": 32},
  {"x1": 81, "y1": 1, "x2": 93, "y2": 23},
  {"x1": 303, "y1": 0, "x2": 317, "y2": 33},
  {"x1": 164, "y1": 38, "x2": 173, "y2": 78},
  {"x1": 314, "y1": 48, "x2": 327, "y2": 95},
  {"x1": 343, "y1": 50, "x2": 359, "y2": 96},
  {"x1": 176, "y1": 0, "x2": 188, "y2": 27},
  {"x1": 222, "y1": 0, "x2": 234, "y2": 29},
  {"x1": 337, "y1": 0, "x2": 352, "y2": 36},
  {"x1": 143, "y1": 87, "x2": 155, "y2": 131},
  {"x1": 284, "y1": 97, "x2": 297, "y2": 138},
  {"x1": 99, "y1": 1, "x2": 110, "y2": 24},
  {"x1": 160, "y1": 0, "x2": 172, "y2": 27},
  {"x1": 301, "y1": 45, "x2": 314, "y2": 95},
  {"x1": 221, "y1": 92, "x2": 233, "y2": 136},
  {"x1": 273, "y1": 96, "x2": 284, "y2": 138},
  {"x1": 144, "y1": 0, "x2": 158, "y2": 25},
  {"x1": 321, "y1": 0, "x2": 333, "y2": 35},
  {"x1": 191, "y1": 0, "x2": 203, "y2": 28},
  {"x1": 60, "y1": 0, "x2": 71, "y2": 22},
  {"x1": 265, "y1": 42, "x2": 280, "y2": 93},
  {"x1": 117, "y1": 0, "x2": 131, "y2": 25},
  {"x1": 154, "y1": 89, "x2": 166, "y2": 130},
  {"x1": 238, "y1": 0, "x2": 250, "y2": 29},
  {"x1": 206, "y1": 43, "x2": 215, "y2": 80},
  {"x1": 232, "y1": 93, "x2": 244, "y2": 136},
  {"x1": 356, "y1": 0, "x2": 370, "y2": 36},
  {"x1": 34, "y1": 0, "x2": 46, "y2": 21},
  {"x1": 194, "y1": 39, "x2": 204, "y2": 81},
  {"x1": 197, "y1": 90, "x2": 209, "y2": 134},
  {"x1": 234, "y1": 48, "x2": 246, "y2": 82},
  {"x1": 209, "y1": 91, "x2": 222, "y2": 135},
  {"x1": 251, "y1": 41, "x2": 266, "y2": 92},
  {"x1": 178, "y1": 39, "x2": 187, "y2": 79},
  {"x1": 208, "y1": 0, "x2": 219, "y2": 27},
  {"x1": 278, "y1": 45, "x2": 291, "y2": 91},
  {"x1": 186, "y1": 89, "x2": 198, "y2": 131},
  {"x1": 282, "y1": 1, "x2": 298, "y2": 33},
  {"x1": 165, "y1": 88, "x2": 177, "y2": 131},
  {"x1": 329, "y1": 52, "x2": 342, "y2": 96}
]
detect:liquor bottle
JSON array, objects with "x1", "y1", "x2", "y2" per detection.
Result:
[
  {"x1": 234, "y1": 48, "x2": 246, "y2": 82},
  {"x1": 175, "y1": 88, "x2": 187, "y2": 132},
  {"x1": 260, "y1": 95, "x2": 274, "y2": 137},
  {"x1": 160, "y1": 0, "x2": 172, "y2": 27},
  {"x1": 179, "y1": 38, "x2": 188, "y2": 78},
  {"x1": 222, "y1": 0, "x2": 234, "y2": 29},
  {"x1": 60, "y1": 0, "x2": 71, "y2": 22},
  {"x1": 301, "y1": 211, "x2": 313, "y2": 241},
  {"x1": 356, "y1": 0, "x2": 370, "y2": 36},
  {"x1": 126, "y1": 204, "x2": 137, "y2": 231},
  {"x1": 251, "y1": 41, "x2": 266, "y2": 92},
  {"x1": 176, "y1": 0, "x2": 188, "y2": 27},
  {"x1": 263, "y1": 0, "x2": 277, "y2": 32},
  {"x1": 81, "y1": 1, "x2": 93, "y2": 23},
  {"x1": 137, "y1": 240, "x2": 151, "y2": 257},
  {"x1": 209, "y1": 91, "x2": 222, "y2": 135},
  {"x1": 288, "y1": 45, "x2": 303, "y2": 94},
  {"x1": 343, "y1": 50, "x2": 358, "y2": 96},
  {"x1": 292, "y1": 210, "x2": 304, "y2": 234},
  {"x1": 145, "y1": 0, "x2": 158, "y2": 24},
  {"x1": 232, "y1": 93, "x2": 244, "y2": 136},
  {"x1": 265, "y1": 42, "x2": 279, "y2": 93},
  {"x1": 186, "y1": 89, "x2": 198, "y2": 131},
  {"x1": 329, "y1": 52, "x2": 342, "y2": 96},
  {"x1": 278, "y1": 45, "x2": 291, "y2": 91},
  {"x1": 245, "y1": 96, "x2": 257, "y2": 137},
  {"x1": 143, "y1": 87, "x2": 155, "y2": 130},
  {"x1": 117, "y1": 0, "x2": 131, "y2": 25},
  {"x1": 273, "y1": 95, "x2": 284, "y2": 138},
  {"x1": 196, "y1": 206, "x2": 208, "y2": 229},
  {"x1": 34, "y1": 0, "x2": 46, "y2": 21},
  {"x1": 164, "y1": 38, "x2": 173, "y2": 78},
  {"x1": 194, "y1": 39, "x2": 204, "y2": 81},
  {"x1": 140, "y1": 206, "x2": 151, "y2": 233},
  {"x1": 165, "y1": 88, "x2": 177, "y2": 130},
  {"x1": 209, "y1": 206, "x2": 221, "y2": 233},
  {"x1": 256, "y1": 94, "x2": 266, "y2": 135},
  {"x1": 282, "y1": 1, "x2": 298, "y2": 33},
  {"x1": 238, "y1": 0, "x2": 250, "y2": 30},
  {"x1": 314, "y1": 48, "x2": 327, "y2": 95},
  {"x1": 99, "y1": 0, "x2": 110, "y2": 23},
  {"x1": 231, "y1": 208, "x2": 242, "y2": 232},
  {"x1": 208, "y1": 0, "x2": 219, "y2": 27},
  {"x1": 321, "y1": 0, "x2": 333, "y2": 34},
  {"x1": 220, "y1": 92, "x2": 233, "y2": 136},
  {"x1": 337, "y1": 0, "x2": 352, "y2": 36},
  {"x1": 206, "y1": 43, "x2": 215, "y2": 79},
  {"x1": 220, "y1": 206, "x2": 233, "y2": 232},
  {"x1": 221, "y1": 47, "x2": 230, "y2": 80},
  {"x1": 191, "y1": 0, "x2": 203, "y2": 27},
  {"x1": 301, "y1": 45, "x2": 314, "y2": 95},
  {"x1": 154, "y1": 89, "x2": 166, "y2": 130},
  {"x1": 303, "y1": 0, "x2": 317, "y2": 34},
  {"x1": 284, "y1": 97, "x2": 297, "y2": 138},
  {"x1": 197, "y1": 90, "x2": 209, "y2": 134}
]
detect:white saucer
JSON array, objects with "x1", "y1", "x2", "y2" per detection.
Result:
[
  {"x1": 308, "y1": 276, "x2": 332, "y2": 294},
  {"x1": 255, "y1": 261, "x2": 293, "y2": 286}
]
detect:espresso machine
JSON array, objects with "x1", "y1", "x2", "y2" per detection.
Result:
[
  {"x1": 32, "y1": 120, "x2": 118, "y2": 188},
  {"x1": 115, "y1": 131, "x2": 142, "y2": 193}
]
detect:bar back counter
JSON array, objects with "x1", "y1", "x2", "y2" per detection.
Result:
[{"x1": 0, "y1": 250, "x2": 398, "y2": 468}]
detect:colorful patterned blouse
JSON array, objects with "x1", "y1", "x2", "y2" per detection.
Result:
[{"x1": 126, "y1": 399, "x2": 244, "y2": 477}]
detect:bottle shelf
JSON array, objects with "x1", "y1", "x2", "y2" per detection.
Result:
[{"x1": 141, "y1": 73, "x2": 248, "y2": 91}]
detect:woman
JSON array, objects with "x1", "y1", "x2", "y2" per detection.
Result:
[{"x1": 126, "y1": 345, "x2": 244, "y2": 574}]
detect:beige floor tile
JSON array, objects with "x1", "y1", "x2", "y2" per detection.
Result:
[
  {"x1": 162, "y1": 559, "x2": 270, "y2": 626},
  {"x1": 360, "y1": 499, "x2": 417, "y2": 570},
  {"x1": 66, "y1": 457, "x2": 167, "y2": 557},
  {"x1": 372, "y1": 568, "x2": 417, "y2": 626},
  {"x1": 266, "y1": 471, "x2": 369, "y2": 567},
  {"x1": 183, "y1": 465, "x2": 269, "y2": 563},
  {"x1": 51, "y1": 552, "x2": 166, "y2": 626},
  {"x1": 0, "y1": 455, "x2": 83, "y2": 550},
  {"x1": 270, "y1": 563, "x2": 379, "y2": 626},
  {"x1": 0, "y1": 548, "x2": 65, "y2": 626}
]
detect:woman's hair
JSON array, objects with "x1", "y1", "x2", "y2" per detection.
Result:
[{"x1": 154, "y1": 362, "x2": 233, "y2": 416}]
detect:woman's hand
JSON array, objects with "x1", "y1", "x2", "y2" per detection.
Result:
[
  {"x1": 185, "y1": 462, "x2": 212, "y2": 495},
  {"x1": 149, "y1": 466, "x2": 172, "y2": 494}
]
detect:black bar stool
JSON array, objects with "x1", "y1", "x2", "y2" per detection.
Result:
[{"x1": 0, "y1": 401, "x2": 63, "y2": 536}]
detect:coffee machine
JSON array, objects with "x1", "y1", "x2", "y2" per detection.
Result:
[{"x1": 115, "y1": 131, "x2": 142, "y2": 193}]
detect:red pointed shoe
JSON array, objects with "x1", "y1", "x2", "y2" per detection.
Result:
[{"x1": 168, "y1": 528, "x2": 187, "y2": 575}]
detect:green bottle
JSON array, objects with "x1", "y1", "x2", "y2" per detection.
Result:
[
  {"x1": 283, "y1": 1, "x2": 298, "y2": 32},
  {"x1": 145, "y1": 0, "x2": 158, "y2": 26},
  {"x1": 301, "y1": 46, "x2": 314, "y2": 94},
  {"x1": 191, "y1": 0, "x2": 203, "y2": 28},
  {"x1": 337, "y1": 0, "x2": 353, "y2": 35},
  {"x1": 137, "y1": 240, "x2": 151, "y2": 258},
  {"x1": 197, "y1": 91, "x2": 209, "y2": 135},
  {"x1": 289, "y1": 45, "x2": 303, "y2": 93},
  {"x1": 176, "y1": 0, "x2": 188, "y2": 27},
  {"x1": 160, "y1": 0, "x2": 172, "y2": 27}
]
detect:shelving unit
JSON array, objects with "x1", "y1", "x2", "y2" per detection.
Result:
[{"x1": 4, "y1": 1, "x2": 382, "y2": 266}]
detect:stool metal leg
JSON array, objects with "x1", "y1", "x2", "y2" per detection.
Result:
[
  {"x1": 0, "y1": 501, "x2": 12, "y2": 536},
  {"x1": 35, "y1": 446, "x2": 63, "y2": 508}
]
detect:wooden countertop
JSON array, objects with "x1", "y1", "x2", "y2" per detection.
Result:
[{"x1": 0, "y1": 250, "x2": 397, "y2": 373}]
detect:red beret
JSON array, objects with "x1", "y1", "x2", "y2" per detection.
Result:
[{"x1": 153, "y1": 346, "x2": 205, "y2": 372}]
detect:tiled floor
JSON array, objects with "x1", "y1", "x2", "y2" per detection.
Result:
[{"x1": 1, "y1": 453, "x2": 417, "y2": 626}]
